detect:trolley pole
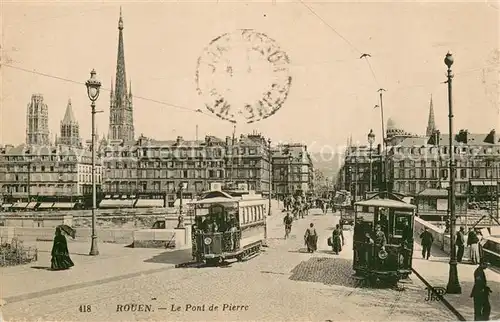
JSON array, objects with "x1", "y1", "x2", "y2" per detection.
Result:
[
  {"x1": 377, "y1": 88, "x2": 388, "y2": 192},
  {"x1": 444, "y1": 52, "x2": 461, "y2": 294}
]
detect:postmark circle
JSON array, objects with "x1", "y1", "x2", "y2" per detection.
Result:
[{"x1": 195, "y1": 29, "x2": 292, "y2": 124}]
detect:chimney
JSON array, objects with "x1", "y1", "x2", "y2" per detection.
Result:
[
  {"x1": 226, "y1": 136, "x2": 231, "y2": 146},
  {"x1": 176, "y1": 136, "x2": 183, "y2": 144}
]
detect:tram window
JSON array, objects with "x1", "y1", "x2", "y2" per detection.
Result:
[
  {"x1": 394, "y1": 214, "x2": 411, "y2": 237},
  {"x1": 256, "y1": 206, "x2": 261, "y2": 220},
  {"x1": 251, "y1": 207, "x2": 255, "y2": 222},
  {"x1": 368, "y1": 206, "x2": 375, "y2": 212}
]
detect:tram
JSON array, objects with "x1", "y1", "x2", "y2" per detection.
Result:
[
  {"x1": 352, "y1": 192, "x2": 416, "y2": 285},
  {"x1": 190, "y1": 187, "x2": 267, "y2": 265}
]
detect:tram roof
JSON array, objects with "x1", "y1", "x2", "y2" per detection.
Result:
[
  {"x1": 190, "y1": 190, "x2": 237, "y2": 205},
  {"x1": 355, "y1": 198, "x2": 416, "y2": 209},
  {"x1": 354, "y1": 191, "x2": 416, "y2": 210}
]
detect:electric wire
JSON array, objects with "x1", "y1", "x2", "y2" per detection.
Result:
[{"x1": 0, "y1": 63, "x2": 220, "y2": 121}]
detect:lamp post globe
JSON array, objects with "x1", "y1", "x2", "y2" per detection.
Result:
[
  {"x1": 86, "y1": 69, "x2": 101, "y2": 102},
  {"x1": 444, "y1": 52, "x2": 454, "y2": 68},
  {"x1": 86, "y1": 69, "x2": 101, "y2": 256}
]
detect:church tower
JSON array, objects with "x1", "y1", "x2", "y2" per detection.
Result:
[
  {"x1": 109, "y1": 8, "x2": 135, "y2": 143},
  {"x1": 57, "y1": 98, "x2": 82, "y2": 147},
  {"x1": 26, "y1": 94, "x2": 50, "y2": 145},
  {"x1": 426, "y1": 94, "x2": 436, "y2": 137}
]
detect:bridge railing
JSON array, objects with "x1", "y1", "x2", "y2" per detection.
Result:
[{"x1": 414, "y1": 217, "x2": 500, "y2": 267}]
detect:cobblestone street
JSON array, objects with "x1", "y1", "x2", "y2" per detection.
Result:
[{"x1": 1, "y1": 206, "x2": 457, "y2": 321}]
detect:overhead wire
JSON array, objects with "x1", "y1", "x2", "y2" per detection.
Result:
[{"x1": 0, "y1": 62, "x2": 220, "y2": 120}]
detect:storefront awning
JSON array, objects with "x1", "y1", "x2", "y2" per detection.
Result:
[
  {"x1": 52, "y1": 202, "x2": 76, "y2": 209},
  {"x1": 38, "y1": 202, "x2": 54, "y2": 209},
  {"x1": 99, "y1": 199, "x2": 135, "y2": 208},
  {"x1": 12, "y1": 202, "x2": 28, "y2": 209},
  {"x1": 134, "y1": 199, "x2": 165, "y2": 208},
  {"x1": 470, "y1": 180, "x2": 497, "y2": 186},
  {"x1": 26, "y1": 202, "x2": 38, "y2": 209}
]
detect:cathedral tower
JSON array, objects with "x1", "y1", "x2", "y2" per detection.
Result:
[
  {"x1": 57, "y1": 98, "x2": 82, "y2": 147},
  {"x1": 26, "y1": 94, "x2": 50, "y2": 145},
  {"x1": 109, "y1": 8, "x2": 135, "y2": 143},
  {"x1": 426, "y1": 94, "x2": 436, "y2": 136}
]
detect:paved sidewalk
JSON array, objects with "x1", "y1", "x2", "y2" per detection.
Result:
[
  {"x1": 413, "y1": 241, "x2": 500, "y2": 320},
  {"x1": 1, "y1": 200, "x2": 286, "y2": 304}
]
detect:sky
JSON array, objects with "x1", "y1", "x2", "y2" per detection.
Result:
[{"x1": 1, "y1": 0, "x2": 499, "y2": 153}]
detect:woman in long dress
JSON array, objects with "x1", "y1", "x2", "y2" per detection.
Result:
[
  {"x1": 467, "y1": 228, "x2": 480, "y2": 265},
  {"x1": 332, "y1": 224, "x2": 343, "y2": 254},
  {"x1": 51, "y1": 227, "x2": 74, "y2": 270},
  {"x1": 304, "y1": 223, "x2": 318, "y2": 253}
]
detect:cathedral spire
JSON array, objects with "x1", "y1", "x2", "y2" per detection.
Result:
[
  {"x1": 109, "y1": 8, "x2": 135, "y2": 143},
  {"x1": 115, "y1": 7, "x2": 127, "y2": 102},
  {"x1": 426, "y1": 94, "x2": 436, "y2": 136}
]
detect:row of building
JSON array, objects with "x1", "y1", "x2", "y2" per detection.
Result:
[
  {"x1": 0, "y1": 135, "x2": 314, "y2": 207},
  {"x1": 335, "y1": 97, "x2": 500, "y2": 222}
]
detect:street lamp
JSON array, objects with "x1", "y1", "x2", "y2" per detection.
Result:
[
  {"x1": 264, "y1": 138, "x2": 272, "y2": 247},
  {"x1": 267, "y1": 138, "x2": 272, "y2": 217},
  {"x1": 177, "y1": 182, "x2": 185, "y2": 229},
  {"x1": 444, "y1": 52, "x2": 461, "y2": 294},
  {"x1": 367, "y1": 129, "x2": 376, "y2": 192},
  {"x1": 288, "y1": 154, "x2": 293, "y2": 196},
  {"x1": 85, "y1": 69, "x2": 101, "y2": 256}
]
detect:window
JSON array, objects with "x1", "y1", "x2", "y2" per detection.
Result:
[{"x1": 460, "y1": 169, "x2": 467, "y2": 178}]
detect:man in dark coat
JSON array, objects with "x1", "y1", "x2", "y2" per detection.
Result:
[
  {"x1": 419, "y1": 227, "x2": 434, "y2": 260},
  {"x1": 470, "y1": 261, "x2": 491, "y2": 321},
  {"x1": 456, "y1": 226, "x2": 466, "y2": 263}
]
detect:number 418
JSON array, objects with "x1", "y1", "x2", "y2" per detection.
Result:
[{"x1": 79, "y1": 305, "x2": 92, "y2": 313}]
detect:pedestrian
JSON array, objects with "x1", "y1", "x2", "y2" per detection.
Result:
[
  {"x1": 470, "y1": 261, "x2": 492, "y2": 321},
  {"x1": 456, "y1": 226, "x2": 465, "y2": 263},
  {"x1": 283, "y1": 212, "x2": 293, "y2": 239},
  {"x1": 468, "y1": 228, "x2": 481, "y2": 265},
  {"x1": 304, "y1": 223, "x2": 318, "y2": 253},
  {"x1": 50, "y1": 226, "x2": 74, "y2": 271},
  {"x1": 419, "y1": 227, "x2": 434, "y2": 260},
  {"x1": 331, "y1": 224, "x2": 343, "y2": 254}
]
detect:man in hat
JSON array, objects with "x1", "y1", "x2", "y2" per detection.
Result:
[
  {"x1": 420, "y1": 227, "x2": 434, "y2": 260},
  {"x1": 471, "y1": 261, "x2": 491, "y2": 321},
  {"x1": 456, "y1": 226, "x2": 466, "y2": 263}
]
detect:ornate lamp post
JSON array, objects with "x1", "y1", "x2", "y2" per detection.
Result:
[
  {"x1": 177, "y1": 182, "x2": 185, "y2": 229},
  {"x1": 85, "y1": 69, "x2": 101, "y2": 256},
  {"x1": 288, "y1": 154, "x2": 293, "y2": 196},
  {"x1": 263, "y1": 138, "x2": 272, "y2": 246},
  {"x1": 444, "y1": 52, "x2": 461, "y2": 294},
  {"x1": 367, "y1": 129, "x2": 375, "y2": 192}
]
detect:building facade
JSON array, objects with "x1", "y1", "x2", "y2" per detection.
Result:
[
  {"x1": 272, "y1": 143, "x2": 314, "y2": 196},
  {"x1": 0, "y1": 144, "x2": 103, "y2": 203},
  {"x1": 337, "y1": 144, "x2": 383, "y2": 200},
  {"x1": 26, "y1": 94, "x2": 50, "y2": 146},
  {"x1": 100, "y1": 133, "x2": 274, "y2": 202}
]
